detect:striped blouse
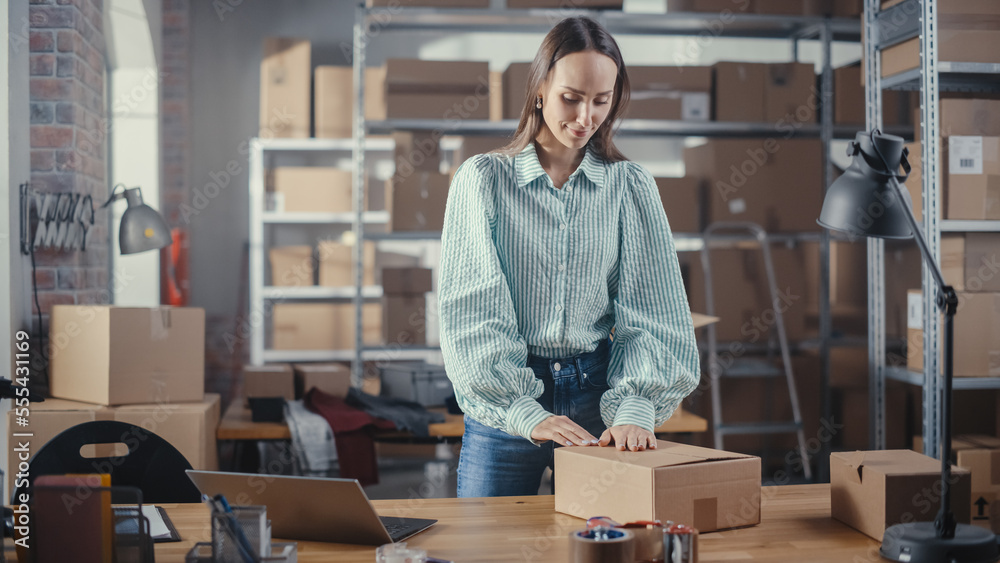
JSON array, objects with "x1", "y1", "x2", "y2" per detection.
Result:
[{"x1": 438, "y1": 141, "x2": 700, "y2": 444}]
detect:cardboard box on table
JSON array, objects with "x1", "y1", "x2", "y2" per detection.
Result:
[
  {"x1": 555, "y1": 440, "x2": 761, "y2": 532},
  {"x1": 7, "y1": 394, "x2": 221, "y2": 496},
  {"x1": 243, "y1": 364, "x2": 295, "y2": 406},
  {"x1": 293, "y1": 363, "x2": 351, "y2": 399},
  {"x1": 831, "y1": 450, "x2": 972, "y2": 541},
  {"x1": 914, "y1": 434, "x2": 1000, "y2": 530},
  {"x1": 49, "y1": 305, "x2": 205, "y2": 406}
]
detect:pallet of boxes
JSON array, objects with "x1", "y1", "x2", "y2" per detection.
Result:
[{"x1": 9, "y1": 306, "x2": 220, "y2": 496}]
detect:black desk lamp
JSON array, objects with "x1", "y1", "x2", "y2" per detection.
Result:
[
  {"x1": 102, "y1": 183, "x2": 172, "y2": 254},
  {"x1": 818, "y1": 129, "x2": 998, "y2": 563}
]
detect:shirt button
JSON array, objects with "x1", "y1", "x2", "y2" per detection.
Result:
[
  {"x1": 553, "y1": 362, "x2": 562, "y2": 371},
  {"x1": 559, "y1": 223, "x2": 567, "y2": 230},
  {"x1": 555, "y1": 304, "x2": 563, "y2": 312},
  {"x1": 566, "y1": 185, "x2": 573, "y2": 192},
  {"x1": 558, "y1": 263, "x2": 566, "y2": 272}
]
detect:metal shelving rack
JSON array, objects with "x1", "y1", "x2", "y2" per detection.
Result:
[{"x1": 864, "y1": 0, "x2": 1000, "y2": 456}]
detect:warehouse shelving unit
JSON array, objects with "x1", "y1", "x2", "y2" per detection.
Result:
[
  {"x1": 864, "y1": 0, "x2": 1000, "y2": 456},
  {"x1": 338, "y1": 2, "x2": 873, "y2": 480}
]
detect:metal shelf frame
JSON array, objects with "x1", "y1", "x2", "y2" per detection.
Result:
[{"x1": 865, "y1": 0, "x2": 1000, "y2": 459}]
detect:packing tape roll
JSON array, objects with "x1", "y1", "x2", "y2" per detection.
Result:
[{"x1": 569, "y1": 527, "x2": 635, "y2": 563}]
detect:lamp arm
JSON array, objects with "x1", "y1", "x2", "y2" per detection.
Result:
[{"x1": 884, "y1": 174, "x2": 949, "y2": 305}]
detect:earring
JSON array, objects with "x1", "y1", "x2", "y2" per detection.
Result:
[{"x1": 536, "y1": 96, "x2": 542, "y2": 109}]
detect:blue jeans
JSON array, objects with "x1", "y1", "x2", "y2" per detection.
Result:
[{"x1": 457, "y1": 339, "x2": 611, "y2": 497}]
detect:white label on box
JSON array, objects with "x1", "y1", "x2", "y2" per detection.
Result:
[
  {"x1": 949, "y1": 136, "x2": 983, "y2": 175},
  {"x1": 907, "y1": 292, "x2": 922, "y2": 329},
  {"x1": 728, "y1": 198, "x2": 747, "y2": 215},
  {"x1": 681, "y1": 93, "x2": 710, "y2": 121}
]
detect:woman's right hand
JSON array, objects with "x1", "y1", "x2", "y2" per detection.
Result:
[{"x1": 529, "y1": 415, "x2": 600, "y2": 446}]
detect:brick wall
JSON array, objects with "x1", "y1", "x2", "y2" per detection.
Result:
[
  {"x1": 161, "y1": 0, "x2": 190, "y2": 228},
  {"x1": 28, "y1": 0, "x2": 110, "y2": 338}
]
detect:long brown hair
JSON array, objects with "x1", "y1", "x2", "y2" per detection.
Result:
[{"x1": 495, "y1": 16, "x2": 630, "y2": 163}]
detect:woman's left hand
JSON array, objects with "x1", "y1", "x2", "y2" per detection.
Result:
[{"x1": 598, "y1": 424, "x2": 657, "y2": 452}]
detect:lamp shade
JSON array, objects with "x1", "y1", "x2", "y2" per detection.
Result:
[
  {"x1": 817, "y1": 131, "x2": 915, "y2": 239},
  {"x1": 119, "y1": 188, "x2": 172, "y2": 254}
]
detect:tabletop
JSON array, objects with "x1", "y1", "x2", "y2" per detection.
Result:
[
  {"x1": 139, "y1": 484, "x2": 887, "y2": 562},
  {"x1": 217, "y1": 403, "x2": 708, "y2": 442}
]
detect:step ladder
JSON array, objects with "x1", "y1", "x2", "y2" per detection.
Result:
[{"x1": 700, "y1": 222, "x2": 811, "y2": 480}]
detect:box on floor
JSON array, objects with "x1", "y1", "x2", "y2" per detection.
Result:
[
  {"x1": 555, "y1": 440, "x2": 760, "y2": 532},
  {"x1": 260, "y1": 38, "x2": 310, "y2": 138},
  {"x1": 49, "y1": 305, "x2": 205, "y2": 406},
  {"x1": 6, "y1": 394, "x2": 220, "y2": 496},
  {"x1": 831, "y1": 449, "x2": 971, "y2": 541}
]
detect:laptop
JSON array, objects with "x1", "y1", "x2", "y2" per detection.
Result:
[{"x1": 186, "y1": 470, "x2": 436, "y2": 545}]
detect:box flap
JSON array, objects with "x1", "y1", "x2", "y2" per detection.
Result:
[
  {"x1": 562, "y1": 440, "x2": 753, "y2": 469},
  {"x1": 836, "y1": 449, "x2": 969, "y2": 479}
]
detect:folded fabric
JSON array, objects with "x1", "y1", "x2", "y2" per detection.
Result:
[
  {"x1": 304, "y1": 388, "x2": 395, "y2": 486},
  {"x1": 284, "y1": 399, "x2": 338, "y2": 476},
  {"x1": 346, "y1": 387, "x2": 445, "y2": 438}
]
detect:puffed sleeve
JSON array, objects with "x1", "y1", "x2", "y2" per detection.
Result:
[
  {"x1": 602, "y1": 162, "x2": 701, "y2": 432},
  {"x1": 438, "y1": 154, "x2": 553, "y2": 444}
]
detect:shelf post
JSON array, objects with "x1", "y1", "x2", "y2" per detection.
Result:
[{"x1": 352, "y1": 2, "x2": 368, "y2": 389}]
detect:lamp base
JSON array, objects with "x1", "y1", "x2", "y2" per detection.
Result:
[{"x1": 880, "y1": 522, "x2": 998, "y2": 563}]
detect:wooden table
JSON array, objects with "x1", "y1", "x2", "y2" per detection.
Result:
[
  {"x1": 133, "y1": 484, "x2": 888, "y2": 562},
  {"x1": 217, "y1": 403, "x2": 708, "y2": 442}
]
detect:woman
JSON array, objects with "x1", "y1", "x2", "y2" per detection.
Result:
[{"x1": 439, "y1": 16, "x2": 700, "y2": 498}]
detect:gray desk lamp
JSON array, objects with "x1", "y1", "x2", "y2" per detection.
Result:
[
  {"x1": 102, "y1": 183, "x2": 172, "y2": 254},
  {"x1": 818, "y1": 129, "x2": 998, "y2": 563}
]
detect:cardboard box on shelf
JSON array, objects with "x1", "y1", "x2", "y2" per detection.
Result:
[
  {"x1": 833, "y1": 382, "x2": 915, "y2": 451},
  {"x1": 502, "y1": 62, "x2": 531, "y2": 120},
  {"x1": 834, "y1": 62, "x2": 916, "y2": 126},
  {"x1": 626, "y1": 66, "x2": 712, "y2": 121},
  {"x1": 7, "y1": 394, "x2": 221, "y2": 495},
  {"x1": 368, "y1": 0, "x2": 488, "y2": 5},
  {"x1": 507, "y1": 0, "x2": 622, "y2": 7},
  {"x1": 271, "y1": 167, "x2": 352, "y2": 213},
  {"x1": 885, "y1": 241, "x2": 922, "y2": 340},
  {"x1": 654, "y1": 177, "x2": 702, "y2": 233},
  {"x1": 833, "y1": 0, "x2": 862, "y2": 17},
  {"x1": 947, "y1": 175, "x2": 1000, "y2": 220},
  {"x1": 880, "y1": 1, "x2": 1000, "y2": 78},
  {"x1": 764, "y1": 62, "x2": 816, "y2": 123},
  {"x1": 803, "y1": 240, "x2": 868, "y2": 308},
  {"x1": 385, "y1": 171, "x2": 449, "y2": 232},
  {"x1": 489, "y1": 70, "x2": 503, "y2": 122},
  {"x1": 684, "y1": 138, "x2": 823, "y2": 232},
  {"x1": 243, "y1": 364, "x2": 295, "y2": 406},
  {"x1": 831, "y1": 450, "x2": 971, "y2": 541},
  {"x1": 713, "y1": 62, "x2": 766, "y2": 122},
  {"x1": 667, "y1": 0, "x2": 755, "y2": 12},
  {"x1": 454, "y1": 136, "x2": 510, "y2": 167},
  {"x1": 383, "y1": 294, "x2": 427, "y2": 346},
  {"x1": 965, "y1": 233, "x2": 1000, "y2": 292},
  {"x1": 382, "y1": 267, "x2": 433, "y2": 295},
  {"x1": 384, "y1": 59, "x2": 490, "y2": 120},
  {"x1": 293, "y1": 363, "x2": 351, "y2": 399},
  {"x1": 49, "y1": 306, "x2": 204, "y2": 406},
  {"x1": 907, "y1": 291, "x2": 1000, "y2": 376},
  {"x1": 919, "y1": 98, "x2": 1000, "y2": 141},
  {"x1": 554, "y1": 441, "x2": 761, "y2": 532},
  {"x1": 393, "y1": 131, "x2": 442, "y2": 174},
  {"x1": 314, "y1": 66, "x2": 352, "y2": 138},
  {"x1": 272, "y1": 303, "x2": 382, "y2": 351},
  {"x1": 318, "y1": 239, "x2": 376, "y2": 287},
  {"x1": 260, "y1": 38, "x2": 310, "y2": 138},
  {"x1": 754, "y1": 0, "x2": 802, "y2": 15},
  {"x1": 904, "y1": 141, "x2": 923, "y2": 220},
  {"x1": 269, "y1": 246, "x2": 314, "y2": 287},
  {"x1": 366, "y1": 66, "x2": 387, "y2": 121},
  {"x1": 942, "y1": 234, "x2": 967, "y2": 291}
]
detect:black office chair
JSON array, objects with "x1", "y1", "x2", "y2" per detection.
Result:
[{"x1": 11, "y1": 420, "x2": 202, "y2": 505}]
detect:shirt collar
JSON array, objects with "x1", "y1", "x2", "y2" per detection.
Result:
[{"x1": 515, "y1": 141, "x2": 607, "y2": 190}]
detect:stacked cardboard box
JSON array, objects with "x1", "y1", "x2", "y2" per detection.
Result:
[
  {"x1": 393, "y1": 131, "x2": 442, "y2": 174},
  {"x1": 293, "y1": 363, "x2": 351, "y2": 398},
  {"x1": 272, "y1": 302, "x2": 382, "y2": 351},
  {"x1": 625, "y1": 66, "x2": 712, "y2": 121},
  {"x1": 654, "y1": 177, "x2": 702, "y2": 233},
  {"x1": 260, "y1": 38, "x2": 310, "y2": 138},
  {"x1": 879, "y1": 1, "x2": 1000, "y2": 78},
  {"x1": 318, "y1": 239, "x2": 376, "y2": 287},
  {"x1": 269, "y1": 246, "x2": 314, "y2": 287},
  {"x1": 913, "y1": 434, "x2": 1000, "y2": 531},
  {"x1": 314, "y1": 65, "x2": 352, "y2": 138},
  {"x1": 243, "y1": 364, "x2": 295, "y2": 405},
  {"x1": 684, "y1": 138, "x2": 824, "y2": 232},
  {"x1": 382, "y1": 267, "x2": 432, "y2": 346},
  {"x1": 712, "y1": 62, "x2": 816, "y2": 123},
  {"x1": 385, "y1": 171, "x2": 449, "y2": 232}
]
